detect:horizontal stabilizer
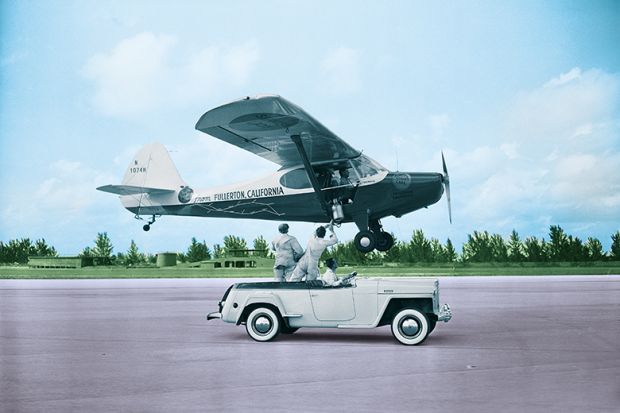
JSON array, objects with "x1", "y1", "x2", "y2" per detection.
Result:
[{"x1": 96, "y1": 185, "x2": 175, "y2": 196}]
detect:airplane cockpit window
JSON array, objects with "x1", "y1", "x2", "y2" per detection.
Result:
[
  {"x1": 279, "y1": 168, "x2": 312, "y2": 189},
  {"x1": 350, "y1": 155, "x2": 385, "y2": 178}
]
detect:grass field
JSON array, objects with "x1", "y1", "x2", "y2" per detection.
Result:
[{"x1": 1, "y1": 262, "x2": 619, "y2": 279}]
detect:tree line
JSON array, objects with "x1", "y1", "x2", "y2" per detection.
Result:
[
  {"x1": 1, "y1": 226, "x2": 619, "y2": 265},
  {"x1": 324, "y1": 226, "x2": 620, "y2": 265}
]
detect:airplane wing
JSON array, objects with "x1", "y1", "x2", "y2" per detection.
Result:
[{"x1": 195, "y1": 95, "x2": 361, "y2": 168}]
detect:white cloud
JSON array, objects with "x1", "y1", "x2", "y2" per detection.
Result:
[
  {"x1": 319, "y1": 47, "x2": 361, "y2": 96},
  {"x1": 462, "y1": 67, "x2": 620, "y2": 227},
  {"x1": 83, "y1": 32, "x2": 176, "y2": 117},
  {"x1": 83, "y1": 32, "x2": 260, "y2": 118},
  {"x1": 543, "y1": 67, "x2": 582, "y2": 88},
  {"x1": 500, "y1": 142, "x2": 519, "y2": 159},
  {"x1": 507, "y1": 67, "x2": 619, "y2": 153}
]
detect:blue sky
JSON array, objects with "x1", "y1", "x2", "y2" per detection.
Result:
[{"x1": 1, "y1": 0, "x2": 619, "y2": 255}]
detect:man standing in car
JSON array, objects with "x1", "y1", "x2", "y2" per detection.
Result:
[
  {"x1": 289, "y1": 223, "x2": 338, "y2": 282},
  {"x1": 271, "y1": 223, "x2": 304, "y2": 282}
]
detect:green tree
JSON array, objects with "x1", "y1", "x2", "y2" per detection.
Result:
[
  {"x1": 610, "y1": 231, "x2": 620, "y2": 260},
  {"x1": 93, "y1": 232, "x2": 114, "y2": 258},
  {"x1": 383, "y1": 237, "x2": 403, "y2": 263},
  {"x1": 0, "y1": 238, "x2": 33, "y2": 263},
  {"x1": 212, "y1": 244, "x2": 224, "y2": 259},
  {"x1": 33, "y1": 238, "x2": 57, "y2": 257},
  {"x1": 490, "y1": 234, "x2": 508, "y2": 262},
  {"x1": 585, "y1": 237, "x2": 604, "y2": 261},
  {"x1": 324, "y1": 241, "x2": 383, "y2": 266},
  {"x1": 444, "y1": 239, "x2": 457, "y2": 262},
  {"x1": 548, "y1": 225, "x2": 569, "y2": 261},
  {"x1": 223, "y1": 235, "x2": 248, "y2": 257},
  {"x1": 524, "y1": 236, "x2": 548, "y2": 262},
  {"x1": 126, "y1": 240, "x2": 145, "y2": 266},
  {"x1": 508, "y1": 230, "x2": 524, "y2": 262},
  {"x1": 566, "y1": 235, "x2": 587, "y2": 262},
  {"x1": 462, "y1": 231, "x2": 493, "y2": 262},
  {"x1": 407, "y1": 229, "x2": 433, "y2": 263},
  {"x1": 430, "y1": 238, "x2": 445, "y2": 263},
  {"x1": 252, "y1": 236, "x2": 270, "y2": 257},
  {"x1": 186, "y1": 237, "x2": 211, "y2": 262},
  {"x1": 80, "y1": 246, "x2": 93, "y2": 258}
]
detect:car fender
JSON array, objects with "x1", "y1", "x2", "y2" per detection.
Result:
[
  {"x1": 374, "y1": 295, "x2": 435, "y2": 327},
  {"x1": 235, "y1": 292, "x2": 287, "y2": 325}
]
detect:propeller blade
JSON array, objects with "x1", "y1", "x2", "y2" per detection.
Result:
[{"x1": 441, "y1": 151, "x2": 452, "y2": 223}]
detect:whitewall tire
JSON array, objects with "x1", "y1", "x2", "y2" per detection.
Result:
[
  {"x1": 391, "y1": 308, "x2": 429, "y2": 346},
  {"x1": 246, "y1": 307, "x2": 281, "y2": 342}
]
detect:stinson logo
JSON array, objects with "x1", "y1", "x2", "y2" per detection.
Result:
[
  {"x1": 178, "y1": 186, "x2": 194, "y2": 204},
  {"x1": 393, "y1": 173, "x2": 411, "y2": 190}
]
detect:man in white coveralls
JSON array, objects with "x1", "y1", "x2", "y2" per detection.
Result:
[
  {"x1": 289, "y1": 224, "x2": 338, "y2": 282},
  {"x1": 271, "y1": 223, "x2": 304, "y2": 282}
]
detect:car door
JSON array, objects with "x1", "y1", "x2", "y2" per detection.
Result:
[{"x1": 309, "y1": 285, "x2": 356, "y2": 322}]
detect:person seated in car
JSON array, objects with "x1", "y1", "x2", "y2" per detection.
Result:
[{"x1": 321, "y1": 258, "x2": 356, "y2": 287}]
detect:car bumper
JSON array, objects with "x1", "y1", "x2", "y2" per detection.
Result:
[
  {"x1": 437, "y1": 304, "x2": 452, "y2": 322},
  {"x1": 207, "y1": 312, "x2": 222, "y2": 320}
]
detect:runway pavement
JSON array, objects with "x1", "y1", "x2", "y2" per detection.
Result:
[{"x1": 1, "y1": 276, "x2": 619, "y2": 413}]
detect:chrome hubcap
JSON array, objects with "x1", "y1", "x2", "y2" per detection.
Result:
[
  {"x1": 400, "y1": 317, "x2": 420, "y2": 337},
  {"x1": 254, "y1": 315, "x2": 272, "y2": 334},
  {"x1": 360, "y1": 237, "x2": 371, "y2": 247}
]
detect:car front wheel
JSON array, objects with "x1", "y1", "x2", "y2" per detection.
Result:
[
  {"x1": 391, "y1": 308, "x2": 429, "y2": 345},
  {"x1": 246, "y1": 307, "x2": 281, "y2": 342}
]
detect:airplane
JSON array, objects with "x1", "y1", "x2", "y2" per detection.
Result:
[{"x1": 97, "y1": 95, "x2": 451, "y2": 253}]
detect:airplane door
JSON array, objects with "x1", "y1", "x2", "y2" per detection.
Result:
[{"x1": 309, "y1": 288, "x2": 356, "y2": 321}]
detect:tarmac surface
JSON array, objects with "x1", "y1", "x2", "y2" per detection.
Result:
[{"x1": 1, "y1": 275, "x2": 619, "y2": 413}]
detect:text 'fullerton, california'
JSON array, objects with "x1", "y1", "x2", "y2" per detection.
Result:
[{"x1": 211, "y1": 186, "x2": 285, "y2": 202}]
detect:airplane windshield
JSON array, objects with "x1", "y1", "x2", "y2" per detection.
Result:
[{"x1": 350, "y1": 155, "x2": 385, "y2": 178}]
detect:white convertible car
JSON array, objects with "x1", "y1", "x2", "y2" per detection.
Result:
[{"x1": 207, "y1": 276, "x2": 452, "y2": 345}]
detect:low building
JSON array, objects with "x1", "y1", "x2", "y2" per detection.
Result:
[
  {"x1": 201, "y1": 249, "x2": 273, "y2": 269},
  {"x1": 28, "y1": 256, "x2": 94, "y2": 268}
]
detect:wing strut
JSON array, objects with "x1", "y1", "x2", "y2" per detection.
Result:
[{"x1": 290, "y1": 134, "x2": 332, "y2": 220}]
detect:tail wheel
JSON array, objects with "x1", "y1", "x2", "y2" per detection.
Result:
[
  {"x1": 374, "y1": 232, "x2": 394, "y2": 252},
  {"x1": 391, "y1": 308, "x2": 430, "y2": 345},
  {"x1": 354, "y1": 230, "x2": 376, "y2": 253},
  {"x1": 246, "y1": 307, "x2": 281, "y2": 342}
]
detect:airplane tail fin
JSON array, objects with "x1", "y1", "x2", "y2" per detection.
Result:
[{"x1": 97, "y1": 143, "x2": 186, "y2": 196}]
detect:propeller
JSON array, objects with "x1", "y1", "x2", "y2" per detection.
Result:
[{"x1": 441, "y1": 151, "x2": 452, "y2": 223}]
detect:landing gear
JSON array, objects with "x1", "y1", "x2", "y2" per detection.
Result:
[
  {"x1": 353, "y1": 219, "x2": 394, "y2": 253},
  {"x1": 354, "y1": 230, "x2": 376, "y2": 253},
  {"x1": 374, "y1": 231, "x2": 394, "y2": 252},
  {"x1": 141, "y1": 215, "x2": 157, "y2": 232}
]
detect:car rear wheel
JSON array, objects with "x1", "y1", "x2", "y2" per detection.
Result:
[
  {"x1": 246, "y1": 307, "x2": 280, "y2": 342},
  {"x1": 391, "y1": 308, "x2": 429, "y2": 345}
]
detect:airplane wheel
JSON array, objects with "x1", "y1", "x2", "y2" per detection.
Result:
[
  {"x1": 374, "y1": 232, "x2": 394, "y2": 252},
  {"x1": 143, "y1": 224, "x2": 150, "y2": 232},
  {"x1": 354, "y1": 230, "x2": 376, "y2": 253}
]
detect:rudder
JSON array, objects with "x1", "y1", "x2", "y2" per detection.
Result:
[{"x1": 122, "y1": 142, "x2": 186, "y2": 190}]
